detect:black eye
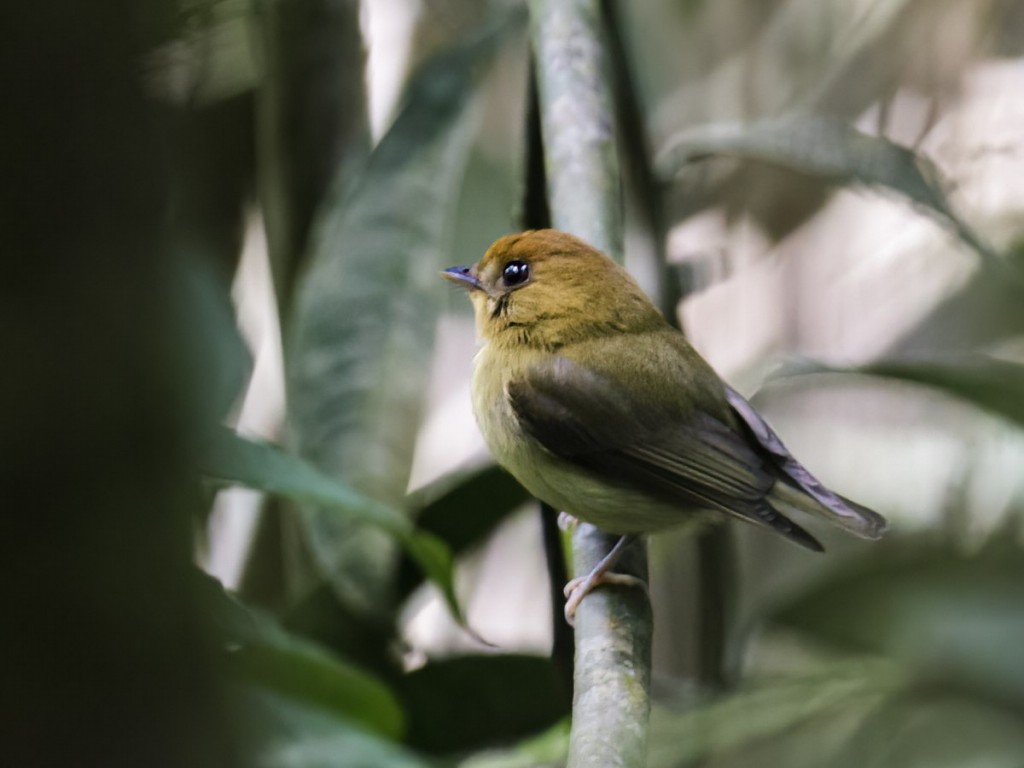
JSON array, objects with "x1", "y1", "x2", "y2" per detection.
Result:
[{"x1": 502, "y1": 260, "x2": 530, "y2": 286}]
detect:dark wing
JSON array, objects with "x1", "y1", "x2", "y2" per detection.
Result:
[
  {"x1": 508, "y1": 355, "x2": 823, "y2": 550},
  {"x1": 724, "y1": 385, "x2": 887, "y2": 540}
]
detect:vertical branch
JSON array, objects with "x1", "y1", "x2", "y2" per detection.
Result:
[
  {"x1": 528, "y1": 1, "x2": 653, "y2": 765},
  {"x1": 529, "y1": 0, "x2": 621, "y2": 257}
]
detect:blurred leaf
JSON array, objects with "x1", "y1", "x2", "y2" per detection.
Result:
[
  {"x1": 400, "y1": 527, "x2": 471, "y2": 631},
  {"x1": 199, "y1": 429, "x2": 470, "y2": 627},
  {"x1": 411, "y1": 464, "x2": 531, "y2": 554},
  {"x1": 833, "y1": 692, "x2": 1024, "y2": 768},
  {"x1": 888, "y1": 244, "x2": 1024, "y2": 355},
  {"x1": 285, "y1": 11, "x2": 521, "y2": 615},
  {"x1": 458, "y1": 719, "x2": 570, "y2": 768},
  {"x1": 172, "y1": 255, "x2": 252, "y2": 430},
  {"x1": 658, "y1": 116, "x2": 944, "y2": 209},
  {"x1": 229, "y1": 646, "x2": 404, "y2": 741},
  {"x1": 237, "y1": 687, "x2": 430, "y2": 768},
  {"x1": 656, "y1": 116, "x2": 1010, "y2": 275},
  {"x1": 278, "y1": 581, "x2": 394, "y2": 671},
  {"x1": 200, "y1": 427, "x2": 409, "y2": 533},
  {"x1": 777, "y1": 355, "x2": 1024, "y2": 429},
  {"x1": 646, "y1": 660, "x2": 905, "y2": 768},
  {"x1": 648, "y1": 676, "x2": 1024, "y2": 768},
  {"x1": 399, "y1": 463, "x2": 529, "y2": 602},
  {"x1": 254, "y1": 0, "x2": 369, "y2": 314},
  {"x1": 400, "y1": 655, "x2": 569, "y2": 755},
  {"x1": 774, "y1": 542, "x2": 1024, "y2": 704},
  {"x1": 147, "y1": 0, "x2": 258, "y2": 105},
  {"x1": 197, "y1": 572, "x2": 405, "y2": 740}
]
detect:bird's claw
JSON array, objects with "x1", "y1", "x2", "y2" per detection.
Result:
[{"x1": 563, "y1": 571, "x2": 648, "y2": 626}]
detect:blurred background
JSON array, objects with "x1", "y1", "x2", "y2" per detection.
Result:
[{"x1": 6, "y1": 0, "x2": 1024, "y2": 766}]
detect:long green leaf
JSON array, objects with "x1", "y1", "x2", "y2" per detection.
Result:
[
  {"x1": 777, "y1": 355, "x2": 1024, "y2": 429},
  {"x1": 656, "y1": 116, "x2": 1010, "y2": 276},
  {"x1": 285, "y1": 12, "x2": 521, "y2": 615},
  {"x1": 409, "y1": 464, "x2": 531, "y2": 556},
  {"x1": 398, "y1": 464, "x2": 529, "y2": 610},
  {"x1": 199, "y1": 428, "x2": 469, "y2": 627},
  {"x1": 200, "y1": 427, "x2": 408, "y2": 533}
]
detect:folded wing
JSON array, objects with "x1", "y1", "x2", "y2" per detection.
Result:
[{"x1": 508, "y1": 355, "x2": 825, "y2": 550}]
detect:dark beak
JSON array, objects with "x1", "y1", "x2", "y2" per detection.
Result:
[{"x1": 441, "y1": 265, "x2": 482, "y2": 290}]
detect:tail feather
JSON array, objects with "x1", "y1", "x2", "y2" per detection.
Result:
[
  {"x1": 725, "y1": 384, "x2": 888, "y2": 541},
  {"x1": 770, "y1": 480, "x2": 887, "y2": 540},
  {"x1": 752, "y1": 499, "x2": 824, "y2": 551}
]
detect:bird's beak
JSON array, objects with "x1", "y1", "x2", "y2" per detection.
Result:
[{"x1": 441, "y1": 265, "x2": 482, "y2": 291}]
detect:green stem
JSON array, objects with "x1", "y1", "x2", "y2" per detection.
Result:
[
  {"x1": 570, "y1": 526, "x2": 652, "y2": 766},
  {"x1": 529, "y1": 0, "x2": 622, "y2": 258}
]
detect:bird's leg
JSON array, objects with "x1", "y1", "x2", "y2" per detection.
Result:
[{"x1": 563, "y1": 534, "x2": 648, "y2": 626}]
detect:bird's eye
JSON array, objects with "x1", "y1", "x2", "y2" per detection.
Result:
[{"x1": 502, "y1": 260, "x2": 530, "y2": 287}]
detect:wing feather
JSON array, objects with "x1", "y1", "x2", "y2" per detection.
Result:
[{"x1": 508, "y1": 355, "x2": 823, "y2": 549}]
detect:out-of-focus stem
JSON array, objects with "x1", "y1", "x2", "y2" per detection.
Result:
[
  {"x1": 529, "y1": 1, "x2": 652, "y2": 765},
  {"x1": 529, "y1": 0, "x2": 621, "y2": 258},
  {"x1": 599, "y1": 0, "x2": 681, "y2": 320}
]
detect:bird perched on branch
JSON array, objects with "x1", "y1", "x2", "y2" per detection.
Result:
[{"x1": 442, "y1": 229, "x2": 886, "y2": 623}]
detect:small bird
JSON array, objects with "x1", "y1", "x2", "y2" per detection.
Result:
[{"x1": 442, "y1": 229, "x2": 886, "y2": 622}]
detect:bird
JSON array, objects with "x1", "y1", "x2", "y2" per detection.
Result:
[{"x1": 442, "y1": 229, "x2": 886, "y2": 623}]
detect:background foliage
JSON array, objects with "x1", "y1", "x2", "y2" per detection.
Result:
[{"x1": 6, "y1": 0, "x2": 1024, "y2": 766}]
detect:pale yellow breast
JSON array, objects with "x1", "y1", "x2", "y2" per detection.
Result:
[{"x1": 470, "y1": 343, "x2": 533, "y2": 470}]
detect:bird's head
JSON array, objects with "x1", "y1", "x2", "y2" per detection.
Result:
[{"x1": 442, "y1": 229, "x2": 664, "y2": 350}]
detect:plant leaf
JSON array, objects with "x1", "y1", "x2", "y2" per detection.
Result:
[
  {"x1": 399, "y1": 654, "x2": 569, "y2": 755},
  {"x1": 646, "y1": 660, "x2": 906, "y2": 768},
  {"x1": 411, "y1": 465, "x2": 531, "y2": 551},
  {"x1": 457, "y1": 719, "x2": 570, "y2": 768},
  {"x1": 832, "y1": 692, "x2": 1024, "y2": 768},
  {"x1": 284, "y1": 12, "x2": 521, "y2": 615},
  {"x1": 656, "y1": 116, "x2": 1009, "y2": 274},
  {"x1": 399, "y1": 528, "x2": 470, "y2": 629},
  {"x1": 199, "y1": 427, "x2": 409, "y2": 534},
  {"x1": 236, "y1": 687, "x2": 430, "y2": 768},
  {"x1": 198, "y1": 428, "x2": 469, "y2": 626},
  {"x1": 398, "y1": 464, "x2": 530, "y2": 600},
  {"x1": 773, "y1": 542, "x2": 1024, "y2": 703},
  {"x1": 776, "y1": 354, "x2": 1024, "y2": 429}
]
